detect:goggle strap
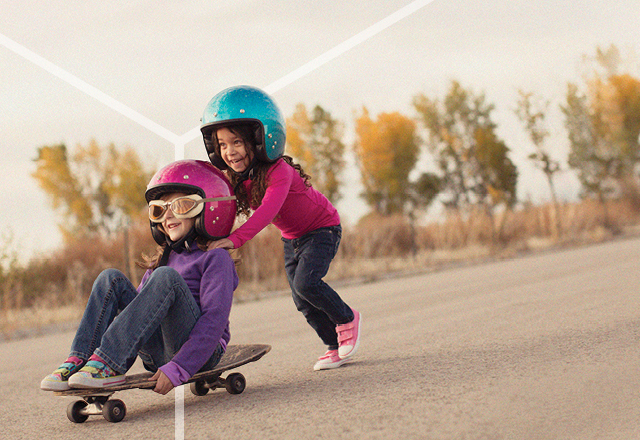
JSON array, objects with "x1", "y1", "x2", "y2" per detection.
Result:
[{"x1": 200, "y1": 196, "x2": 237, "y2": 202}]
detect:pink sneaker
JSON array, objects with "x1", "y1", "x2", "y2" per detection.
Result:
[
  {"x1": 313, "y1": 350, "x2": 349, "y2": 371},
  {"x1": 336, "y1": 309, "x2": 361, "y2": 359}
]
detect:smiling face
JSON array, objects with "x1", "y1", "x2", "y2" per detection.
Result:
[
  {"x1": 216, "y1": 127, "x2": 254, "y2": 173},
  {"x1": 159, "y1": 192, "x2": 196, "y2": 242}
]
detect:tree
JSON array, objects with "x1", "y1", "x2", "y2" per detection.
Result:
[
  {"x1": 32, "y1": 140, "x2": 154, "y2": 242},
  {"x1": 413, "y1": 80, "x2": 518, "y2": 212},
  {"x1": 286, "y1": 104, "x2": 346, "y2": 203},
  {"x1": 562, "y1": 46, "x2": 640, "y2": 202},
  {"x1": 353, "y1": 108, "x2": 421, "y2": 216},
  {"x1": 515, "y1": 91, "x2": 562, "y2": 236},
  {"x1": 408, "y1": 172, "x2": 441, "y2": 212},
  {"x1": 474, "y1": 127, "x2": 518, "y2": 209}
]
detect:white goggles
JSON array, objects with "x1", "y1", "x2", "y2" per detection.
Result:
[{"x1": 148, "y1": 194, "x2": 236, "y2": 223}]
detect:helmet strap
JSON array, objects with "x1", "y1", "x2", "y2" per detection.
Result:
[
  {"x1": 157, "y1": 246, "x2": 171, "y2": 268},
  {"x1": 165, "y1": 226, "x2": 198, "y2": 254}
]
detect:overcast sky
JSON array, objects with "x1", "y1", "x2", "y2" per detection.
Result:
[{"x1": 2, "y1": 0, "x2": 639, "y2": 261}]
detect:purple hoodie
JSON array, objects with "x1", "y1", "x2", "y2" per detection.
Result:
[{"x1": 137, "y1": 247, "x2": 238, "y2": 386}]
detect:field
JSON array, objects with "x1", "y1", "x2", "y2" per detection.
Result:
[{"x1": 2, "y1": 198, "x2": 639, "y2": 340}]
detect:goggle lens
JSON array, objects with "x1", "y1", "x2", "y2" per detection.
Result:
[
  {"x1": 148, "y1": 196, "x2": 201, "y2": 222},
  {"x1": 149, "y1": 204, "x2": 167, "y2": 221},
  {"x1": 171, "y1": 198, "x2": 198, "y2": 215}
]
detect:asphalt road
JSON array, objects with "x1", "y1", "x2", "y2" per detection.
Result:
[{"x1": 3, "y1": 237, "x2": 640, "y2": 439}]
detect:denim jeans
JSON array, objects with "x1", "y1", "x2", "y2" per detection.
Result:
[
  {"x1": 69, "y1": 267, "x2": 222, "y2": 374},
  {"x1": 282, "y1": 225, "x2": 353, "y2": 350}
]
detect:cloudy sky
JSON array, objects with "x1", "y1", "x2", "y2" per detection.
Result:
[{"x1": 2, "y1": 0, "x2": 639, "y2": 261}]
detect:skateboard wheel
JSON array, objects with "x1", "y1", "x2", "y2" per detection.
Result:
[
  {"x1": 102, "y1": 399, "x2": 126, "y2": 423},
  {"x1": 225, "y1": 373, "x2": 246, "y2": 395},
  {"x1": 190, "y1": 380, "x2": 210, "y2": 396},
  {"x1": 67, "y1": 400, "x2": 89, "y2": 423}
]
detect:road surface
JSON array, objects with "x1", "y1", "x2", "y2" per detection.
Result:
[{"x1": 2, "y1": 237, "x2": 640, "y2": 439}]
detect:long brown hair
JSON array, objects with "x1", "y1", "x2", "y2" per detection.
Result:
[
  {"x1": 212, "y1": 124, "x2": 311, "y2": 217},
  {"x1": 136, "y1": 235, "x2": 211, "y2": 270},
  {"x1": 137, "y1": 238, "x2": 240, "y2": 270}
]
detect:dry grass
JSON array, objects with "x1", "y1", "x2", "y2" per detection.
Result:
[
  {"x1": 0, "y1": 305, "x2": 84, "y2": 340},
  {"x1": 2, "y1": 198, "x2": 639, "y2": 340}
]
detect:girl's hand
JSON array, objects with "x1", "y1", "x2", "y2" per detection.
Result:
[
  {"x1": 150, "y1": 370, "x2": 175, "y2": 395},
  {"x1": 207, "y1": 238, "x2": 235, "y2": 250}
]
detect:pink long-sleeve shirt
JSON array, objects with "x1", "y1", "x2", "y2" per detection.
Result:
[{"x1": 227, "y1": 158, "x2": 340, "y2": 248}]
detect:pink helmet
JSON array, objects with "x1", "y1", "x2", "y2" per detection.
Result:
[{"x1": 145, "y1": 160, "x2": 236, "y2": 245}]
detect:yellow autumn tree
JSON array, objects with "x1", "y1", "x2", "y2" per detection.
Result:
[
  {"x1": 353, "y1": 108, "x2": 421, "y2": 215},
  {"x1": 286, "y1": 103, "x2": 345, "y2": 203},
  {"x1": 563, "y1": 45, "x2": 640, "y2": 202},
  {"x1": 32, "y1": 140, "x2": 154, "y2": 242}
]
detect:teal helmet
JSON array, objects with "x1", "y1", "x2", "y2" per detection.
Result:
[{"x1": 200, "y1": 85, "x2": 286, "y2": 170}]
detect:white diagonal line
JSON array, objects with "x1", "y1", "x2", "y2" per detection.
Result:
[
  {"x1": 178, "y1": 0, "x2": 434, "y2": 146},
  {"x1": 1, "y1": 0, "x2": 433, "y2": 157},
  {"x1": 0, "y1": 33, "x2": 181, "y2": 146},
  {"x1": 263, "y1": 0, "x2": 434, "y2": 95},
  {"x1": 175, "y1": 385, "x2": 184, "y2": 440}
]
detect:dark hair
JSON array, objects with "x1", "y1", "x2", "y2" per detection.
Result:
[{"x1": 213, "y1": 124, "x2": 311, "y2": 217}]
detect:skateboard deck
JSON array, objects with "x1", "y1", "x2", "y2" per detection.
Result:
[{"x1": 54, "y1": 344, "x2": 270, "y2": 423}]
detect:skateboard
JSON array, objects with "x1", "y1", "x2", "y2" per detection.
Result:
[{"x1": 54, "y1": 344, "x2": 271, "y2": 423}]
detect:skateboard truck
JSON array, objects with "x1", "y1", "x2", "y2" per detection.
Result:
[
  {"x1": 190, "y1": 372, "x2": 246, "y2": 396},
  {"x1": 67, "y1": 394, "x2": 126, "y2": 423}
]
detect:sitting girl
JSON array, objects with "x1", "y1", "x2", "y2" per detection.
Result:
[{"x1": 41, "y1": 160, "x2": 238, "y2": 394}]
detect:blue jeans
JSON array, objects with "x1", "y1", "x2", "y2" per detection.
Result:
[
  {"x1": 69, "y1": 267, "x2": 222, "y2": 374},
  {"x1": 282, "y1": 225, "x2": 353, "y2": 350}
]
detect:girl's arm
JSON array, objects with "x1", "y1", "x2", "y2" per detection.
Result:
[{"x1": 226, "y1": 161, "x2": 292, "y2": 248}]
